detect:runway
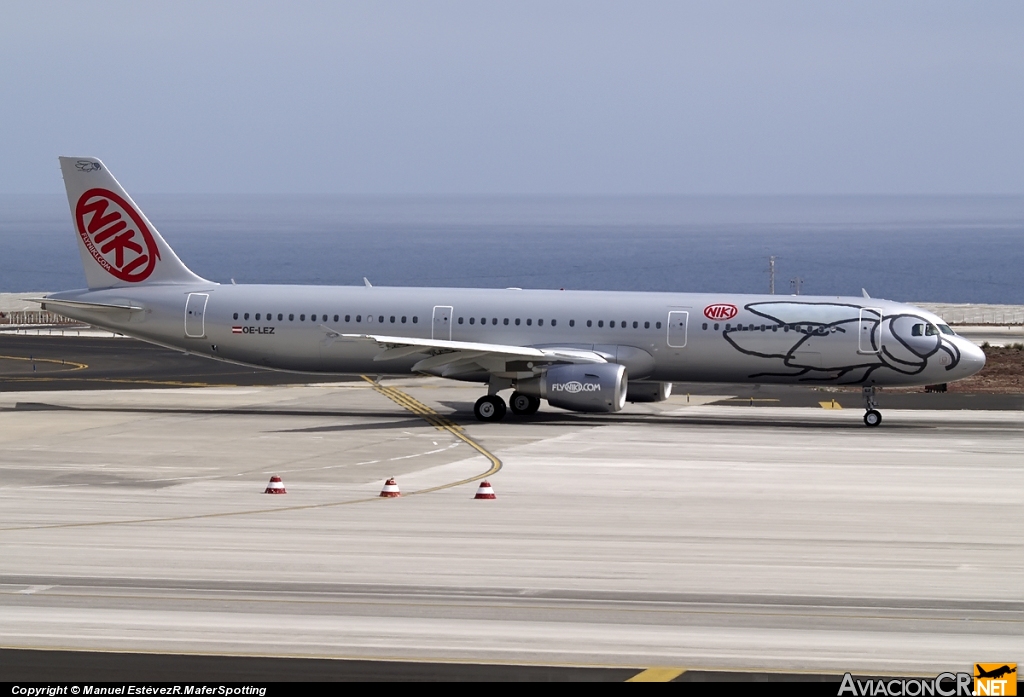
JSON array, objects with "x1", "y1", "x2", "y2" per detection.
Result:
[{"x1": 1, "y1": 368, "x2": 1021, "y2": 678}]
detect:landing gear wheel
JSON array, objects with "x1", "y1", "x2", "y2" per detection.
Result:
[
  {"x1": 509, "y1": 391, "x2": 541, "y2": 416},
  {"x1": 474, "y1": 395, "x2": 507, "y2": 422},
  {"x1": 864, "y1": 409, "x2": 882, "y2": 427}
]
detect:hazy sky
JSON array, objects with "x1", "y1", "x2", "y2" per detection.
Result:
[{"x1": 3, "y1": 2, "x2": 1023, "y2": 194}]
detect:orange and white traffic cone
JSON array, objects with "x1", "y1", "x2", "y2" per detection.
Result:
[
  {"x1": 264, "y1": 475, "x2": 287, "y2": 494},
  {"x1": 380, "y1": 477, "x2": 401, "y2": 498},
  {"x1": 474, "y1": 480, "x2": 496, "y2": 499}
]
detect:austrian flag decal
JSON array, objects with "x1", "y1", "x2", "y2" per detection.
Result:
[
  {"x1": 75, "y1": 188, "x2": 160, "y2": 282},
  {"x1": 232, "y1": 326, "x2": 243, "y2": 334}
]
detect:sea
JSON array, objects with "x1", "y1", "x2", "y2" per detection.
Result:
[{"x1": 1, "y1": 194, "x2": 1022, "y2": 304}]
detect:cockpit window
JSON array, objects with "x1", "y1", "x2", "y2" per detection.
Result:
[
  {"x1": 912, "y1": 323, "x2": 943, "y2": 337},
  {"x1": 938, "y1": 324, "x2": 956, "y2": 335}
]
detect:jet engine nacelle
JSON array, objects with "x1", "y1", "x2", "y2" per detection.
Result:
[
  {"x1": 626, "y1": 381, "x2": 672, "y2": 403},
  {"x1": 518, "y1": 363, "x2": 628, "y2": 413}
]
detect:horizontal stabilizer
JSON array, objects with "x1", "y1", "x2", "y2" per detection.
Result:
[{"x1": 30, "y1": 297, "x2": 144, "y2": 313}]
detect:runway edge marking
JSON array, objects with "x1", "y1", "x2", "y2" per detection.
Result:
[{"x1": 0, "y1": 380, "x2": 501, "y2": 533}]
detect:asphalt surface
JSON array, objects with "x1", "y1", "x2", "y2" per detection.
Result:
[{"x1": 2, "y1": 335, "x2": 1021, "y2": 681}]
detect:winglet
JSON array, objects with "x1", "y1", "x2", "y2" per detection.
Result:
[
  {"x1": 363, "y1": 277, "x2": 373, "y2": 288},
  {"x1": 862, "y1": 288, "x2": 871, "y2": 299}
]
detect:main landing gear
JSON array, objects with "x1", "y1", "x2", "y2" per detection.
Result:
[
  {"x1": 474, "y1": 391, "x2": 541, "y2": 422},
  {"x1": 474, "y1": 395, "x2": 506, "y2": 422},
  {"x1": 862, "y1": 386, "x2": 882, "y2": 427},
  {"x1": 509, "y1": 391, "x2": 540, "y2": 416}
]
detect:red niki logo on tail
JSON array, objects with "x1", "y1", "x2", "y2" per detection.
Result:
[{"x1": 75, "y1": 188, "x2": 160, "y2": 282}]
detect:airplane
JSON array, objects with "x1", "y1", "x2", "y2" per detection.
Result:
[
  {"x1": 34, "y1": 157, "x2": 986, "y2": 427},
  {"x1": 975, "y1": 665, "x2": 1016, "y2": 680}
]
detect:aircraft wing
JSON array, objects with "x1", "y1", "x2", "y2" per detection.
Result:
[{"x1": 331, "y1": 331, "x2": 607, "y2": 374}]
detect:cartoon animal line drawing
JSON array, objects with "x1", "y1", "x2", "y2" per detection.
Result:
[
  {"x1": 75, "y1": 160, "x2": 102, "y2": 172},
  {"x1": 976, "y1": 665, "x2": 1016, "y2": 680},
  {"x1": 721, "y1": 301, "x2": 962, "y2": 384}
]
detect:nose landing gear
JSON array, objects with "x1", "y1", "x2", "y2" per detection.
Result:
[{"x1": 862, "y1": 386, "x2": 882, "y2": 427}]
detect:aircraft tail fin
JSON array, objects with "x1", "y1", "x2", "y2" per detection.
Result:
[{"x1": 58, "y1": 157, "x2": 209, "y2": 289}]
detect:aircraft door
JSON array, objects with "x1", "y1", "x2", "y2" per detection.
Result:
[
  {"x1": 432, "y1": 305, "x2": 453, "y2": 341},
  {"x1": 667, "y1": 311, "x2": 688, "y2": 348},
  {"x1": 858, "y1": 308, "x2": 882, "y2": 354},
  {"x1": 184, "y1": 293, "x2": 209, "y2": 338}
]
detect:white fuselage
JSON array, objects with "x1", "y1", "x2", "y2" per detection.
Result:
[{"x1": 44, "y1": 283, "x2": 985, "y2": 388}]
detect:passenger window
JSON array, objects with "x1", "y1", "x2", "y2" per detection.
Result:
[
  {"x1": 726, "y1": 323, "x2": 731, "y2": 330},
  {"x1": 551, "y1": 319, "x2": 556, "y2": 327},
  {"x1": 503, "y1": 318, "x2": 509, "y2": 325},
  {"x1": 492, "y1": 318, "x2": 497, "y2": 325},
  {"x1": 278, "y1": 313, "x2": 283, "y2": 321},
  {"x1": 470, "y1": 317, "x2": 475, "y2": 325},
  {"x1": 609, "y1": 321, "x2": 615, "y2": 328},
  {"x1": 378, "y1": 316, "x2": 384, "y2": 323},
  {"x1": 356, "y1": 315, "x2": 361, "y2": 322},
  {"x1": 300, "y1": 314, "x2": 305, "y2": 321},
  {"x1": 289, "y1": 314, "x2": 294, "y2": 321},
  {"x1": 633, "y1": 321, "x2": 638, "y2": 329},
  {"x1": 656, "y1": 322, "x2": 661, "y2": 329},
  {"x1": 345, "y1": 315, "x2": 350, "y2": 322},
  {"x1": 244, "y1": 313, "x2": 250, "y2": 320},
  {"x1": 390, "y1": 316, "x2": 395, "y2": 323},
  {"x1": 412, "y1": 316, "x2": 418, "y2": 323},
  {"x1": 233, "y1": 313, "x2": 238, "y2": 320},
  {"x1": 702, "y1": 322, "x2": 708, "y2": 330},
  {"x1": 401, "y1": 316, "x2": 407, "y2": 323},
  {"x1": 255, "y1": 313, "x2": 260, "y2": 320},
  {"x1": 644, "y1": 321, "x2": 650, "y2": 329},
  {"x1": 569, "y1": 320, "x2": 574, "y2": 327},
  {"x1": 587, "y1": 320, "x2": 592, "y2": 327},
  {"x1": 598, "y1": 320, "x2": 604, "y2": 327},
  {"x1": 527, "y1": 319, "x2": 532, "y2": 326},
  {"x1": 760, "y1": 325, "x2": 765, "y2": 331},
  {"x1": 515, "y1": 318, "x2": 521, "y2": 325},
  {"x1": 459, "y1": 317, "x2": 464, "y2": 324},
  {"x1": 538, "y1": 319, "x2": 544, "y2": 326}
]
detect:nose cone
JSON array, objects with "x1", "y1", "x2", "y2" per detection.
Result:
[{"x1": 959, "y1": 341, "x2": 987, "y2": 378}]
